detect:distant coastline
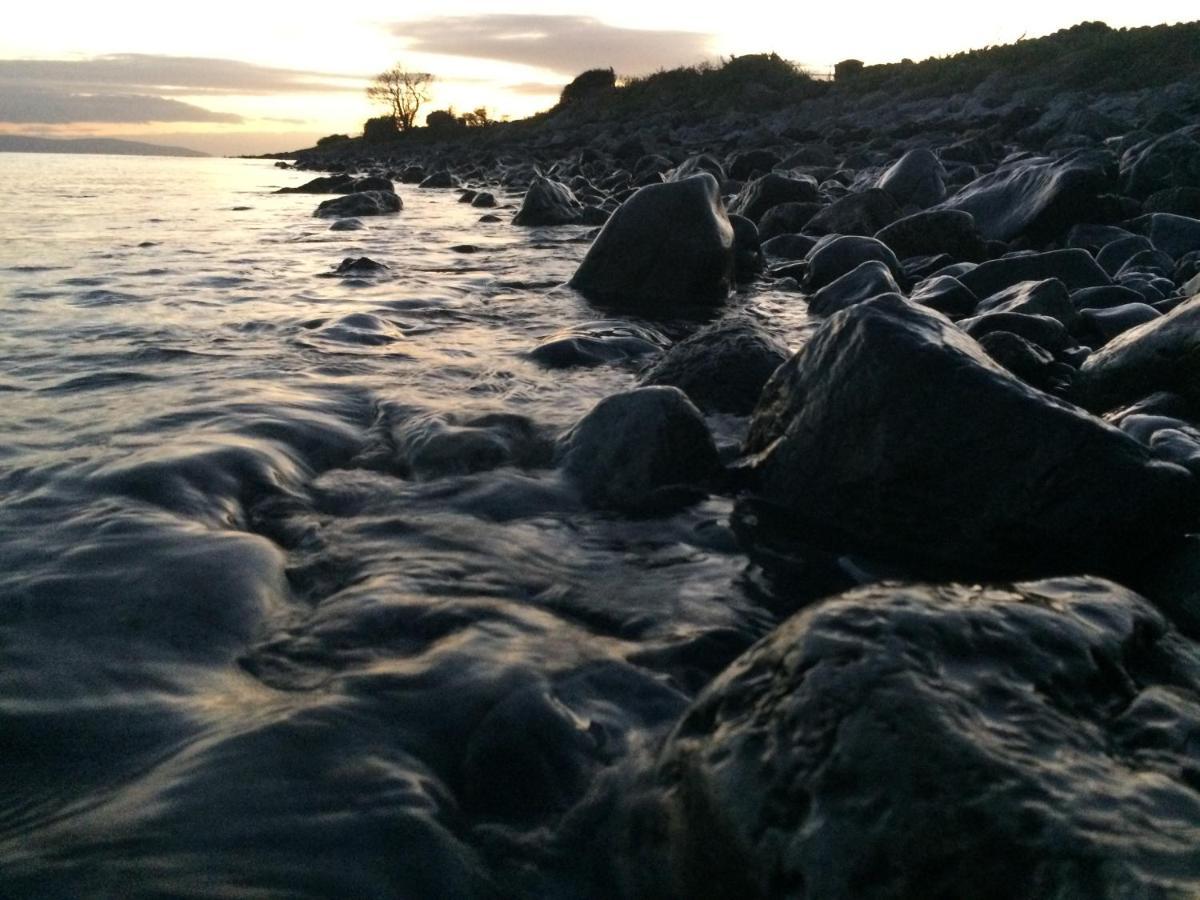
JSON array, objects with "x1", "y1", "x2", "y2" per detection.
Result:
[{"x1": 0, "y1": 135, "x2": 209, "y2": 158}]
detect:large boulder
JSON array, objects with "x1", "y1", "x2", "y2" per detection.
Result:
[
  {"x1": 558, "y1": 387, "x2": 720, "y2": 512},
  {"x1": 974, "y1": 278, "x2": 1077, "y2": 328},
  {"x1": 874, "y1": 209, "x2": 987, "y2": 262},
  {"x1": 1080, "y1": 294, "x2": 1200, "y2": 412},
  {"x1": 1121, "y1": 126, "x2": 1200, "y2": 199},
  {"x1": 569, "y1": 174, "x2": 735, "y2": 309},
  {"x1": 804, "y1": 235, "x2": 903, "y2": 291},
  {"x1": 1130, "y1": 213, "x2": 1200, "y2": 261},
  {"x1": 876, "y1": 148, "x2": 947, "y2": 209},
  {"x1": 808, "y1": 263, "x2": 901, "y2": 317},
  {"x1": 640, "y1": 316, "x2": 789, "y2": 415},
  {"x1": 312, "y1": 190, "x2": 402, "y2": 218},
  {"x1": 958, "y1": 248, "x2": 1110, "y2": 298},
  {"x1": 277, "y1": 174, "x2": 394, "y2": 195},
  {"x1": 743, "y1": 295, "x2": 1193, "y2": 577},
  {"x1": 729, "y1": 173, "x2": 819, "y2": 223},
  {"x1": 644, "y1": 577, "x2": 1200, "y2": 900},
  {"x1": 938, "y1": 150, "x2": 1111, "y2": 243},
  {"x1": 512, "y1": 176, "x2": 584, "y2": 226}
]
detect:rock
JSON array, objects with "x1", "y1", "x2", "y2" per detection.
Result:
[
  {"x1": 1067, "y1": 223, "x2": 1136, "y2": 254},
  {"x1": 513, "y1": 176, "x2": 584, "y2": 226},
  {"x1": 400, "y1": 165, "x2": 426, "y2": 184},
  {"x1": 329, "y1": 217, "x2": 365, "y2": 231},
  {"x1": 394, "y1": 412, "x2": 552, "y2": 480},
  {"x1": 277, "y1": 174, "x2": 394, "y2": 195},
  {"x1": 1121, "y1": 126, "x2": 1200, "y2": 198},
  {"x1": 977, "y1": 331, "x2": 1072, "y2": 393},
  {"x1": 332, "y1": 257, "x2": 387, "y2": 275},
  {"x1": 1130, "y1": 213, "x2": 1200, "y2": 261},
  {"x1": 876, "y1": 148, "x2": 947, "y2": 208},
  {"x1": 757, "y1": 202, "x2": 823, "y2": 240},
  {"x1": 1136, "y1": 535, "x2": 1200, "y2": 638},
  {"x1": 312, "y1": 190, "x2": 402, "y2": 218},
  {"x1": 1078, "y1": 304, "x2": 1162, "y2": 344},
  {"x1": 804, "y1": 188, "x2": 903, "y2": 236},
  {"x1": 874, "y1": 209, "x2": 987, "y2": 263},
  {"x1": 959, "y1": 312, "x2": 1072, "y2": 356},
  {"x1": 640, "y1": 316, "x2": 789, "y2": 415},
  {"x1": 1071, "y1": 284, "x2": 1149, "y2": 311},
  {"x1": 559, "y1": 386, "x2": 719, "y2": 512},
  {"x1": 761, "y1": 234, "x2": 817, "y2": 260},
  {"x1": 1144, "y1": 186, "x2": 1200, "y2": 217},
  {"x1": 744, "y1": 294, "x2": 1192, "y2": 577},
  {"x1": 729, "y1": 173, "x2": 819, "y2": 223},
  {"x1": 569, "y1": 173, "x2": 735, "y2": 310},
  {"x1": 1094, "y1": 236, "x2": 1154, "y2": 276},
  {"x1": 975, "y1": 278, "x2": 1077, "y2": 327},
  {"x1": 471, "y1": 192, "x2": 497, "y2": 208},
  {"x1": 910, "y1": 275, "x2": 978, "y2": 319},
  {"x1": 804, "y1": 235, "x2": 903, "y2": 291},
  {"x1": 669, "y1": 154, "x2": 726, "y2": 183},
  {"x1": 727, "y1": 149, "x2": 781, "y2": 181},
  {"x1": 647, "y1": 577, "x2": 1200, "y2": 900},
  {"x1": 419, "y1": 171, "x2": 457, "y2": 189},
  {"x1": 478, "y1": 214, "x2": 502, "y2": 223},
  {"x1": 808, "y1": 263, "x2": 901, "y2": 317},
  {"x1": 527, "y1": 321, "x2": 668, "y2": 368},
  {"x1": 938, "y1": 150, "x2": 1111, "y2": 243},
  {"x1": 729, "y1": 214, "x2": 763, "y2": 280},
  {"x1": 958, "y1": 248, "x2": 1110, "y2": 298},
  {"x1": 1080, "y1": 295, "x2": 1200, "y2": 411}
]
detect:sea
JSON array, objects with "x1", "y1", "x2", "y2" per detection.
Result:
[{"x1": 0, "y1": 152, "x2": 812, "y2": 897}]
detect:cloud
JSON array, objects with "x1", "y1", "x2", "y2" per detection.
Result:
[
  {"x1": 0, "y1": 87, "x2": 242, "y2": 124},
  {"x1": 392, "y1": 15, "x2": 715, "y2": 76},
  {"x1": 504, "y1": 81, "x2": 567, "y2": 96}
]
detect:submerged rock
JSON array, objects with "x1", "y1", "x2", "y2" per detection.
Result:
[
  {"x1": 393, "y1": 412, "x2": 553, "y2": 480},
  {"x1": 569, "y1": 174, "x2": 734, "y2": 310},
  {"x1": 512, "y1": 176, "x2": 584, "y2": 226},
  {"x1": 743, "y1": 295, "x2": 1192, "y2": 578},
  {"x1": 528, "y1": 321, "x2": 668, "y2": 368},
  {"x1": 559, "y1": 386, "x2": 719, "y2": 512},
  {"x1": 644, "y1": 577, "x2": 1200, "y2": 900},
  {"x1": 313, "y1": 190, "x2": 402, "y2": 218}
]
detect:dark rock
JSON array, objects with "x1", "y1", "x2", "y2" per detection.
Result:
[
  {"x1": 1121, "y1": 126, "x2": 1200, "y2": 198},
  {"x1": 729, "y1": 173, "x2": 819, "y2": 223},
  {"x1": 527, "y1": 321, "x2": 667, "y2": 368},
  {"x1": 329, "y1": 218, "x2": 365, "y2": 232},
  {"x1": 744, "y1": 294, "x2": 1192, "y2": 578},
  {"x1": 394, "y1": 411, "x2": 552, "y2": 480},
  {"x1": 419, "y1": 171, "x2": 457, "y2": 189},
  {"x1": 640, "y1": 316, "x2": 789, "y2": 415},
  {"x1": 559, "y1": 386, "x2": 719, "y2": 512},
  {"x1": 761, "y1": 234, "x2": 817, "y2": 260},
  {"x1": 960, "y1": 312, "x2": 1072, "y2": 356},
  {"x1": 729, "y1": 214, "x2": 763, "y2": 281},
  {"x1": 938, "y1": 150, "x2": 1111, "y2": 243},
  {"x1": 804, "y1": 188, "x2": 903, "y2": 236},
  {"x1": 1131, "y1": 213, "x2": 1200, "y2": 261},
  {"x1": 977, "y1": 331, "x2": 1072, "y2": 393},
  {"x1": 471, "y1": 192, "x2": 497, "y2": 208},
  {"x1": 312, "y1": 190, "x2": 402, "y2": 218},
  {"x1": 975, "y1": 278, "x2": 1076, "y2": 327},
  {"x1": 569, "y1": 173, "x2": 734, "y2": 310},
  {"x1": 278, "y1": 173, "x2": 394, "y2": 194},
  {"x1": 910, "y1": 275, "x2": 978, "y2": 319},
  {"x1": 647, "y1": 577, "x2": 1200, "y2": 900},
  {"x1": 1081, "y1": 295, "x2": 1200, "y2": 411},
  {"x1": 1137, "y1": 535, "x2": 1200, "y2": 638},
  {"x1": 727, "y1": 149, "x2": 781, "y2": 181},
  {"x1": 513, "y1": 176, "x2": 584, "y2": 226},
  {"x1": 478, "y1": 214, "x2": 502, "y2": 223},
  {"x1": 757, "y1": 202, "x2": 823, "y2": 240},
  {"x1": 808, "y1": 263, "x2": 901, "y2": 317},
  {"x1": 1072, "y1": 284, "x2": 1151, "y2": 311},
  {"x1": 1144, "y1": 186, "x2": 1200, "y2": 217},
  {"x1": 400, "y1": 166, "x2": 426, "y2": 184},
  {"x1": 874, "y1": 208, "x2": 987, "y2": 263},
  {"x1": 457, "y1": 189, "x2": 478, "y2": 204},
  {"x1": 670, "y1": 154, "x2": 726, "y2": 183},
  {"x1": 804, "y1": 235, "x2": 903, "y2": 291},
  {"x1": 1067, "y1": 223, "x2": 1135, "y2": 254},
  {"x1": 1097, "y1": 236, "x2": 1156, "y2": 276},
  {"x1": 876, "y1": 148, "x2": 947, "y2": 209},
  {"x1": 333, "y1": 257, "x2": 388, "y2": 275},
  {"x1": 958, "y1": 248, "x2": 1110, "y2": 298}
]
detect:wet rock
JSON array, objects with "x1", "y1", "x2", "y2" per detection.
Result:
[
  {"x1": 471, "y1": 192, "x2": 497, "y2": 208},
  {"x1": 729, "y1": 214, "x2": 763, "y2": 281},
  {"x1": 744, "y1": 294, "x2": 1192, "y2": 577},
  {"x1": 1144, "y1": 186, "x2": 1200, "y2": 217},
  {"x1": 939, "y1": 150, "x2": 1111, "y2": 243},
  {"x1": 669, "y1": 154, "x2": 726, "y2": 183},
  {"x1": 727, "y1": 149, "x2": 781, "y2": 181},
  {"x1": 1081, "y1": 295, "x2": 1200, "y2": 411},
  {"x1": 399, "y1": 165, "x2": 426, "y2": 184},
  {"x1": 569, "y1": 173, "x2": 735, "y2": 310},
  {"x1": 1137, "y1": 535, "x2": 1200, "y2": 638},
  {"x1": 277, "y1": 174, "x2": 393, "y2": 195},
  {"x1": 312, "y1": 190, "x2": 402, "y2": 218},
  {"x1": 329, "y1": 218, "x2": 365, "y2": 232},
  {"x1": 1121, "y1": 126, "x2": 1200, "y2": 198},
  {"x1": 804, "y1": 188, "x2": 903, "y2": 236},
  {"x1": 513, "y1": 176, "x2": 584, "y2": 226},
  {"x1": 527, "y1": 321, "x2": 667, "y2": 368},
  {"x1": 761, "y1": 234, "x2": 817, "y2": 260},
  {"x1": 977, "y1": 331, "x2": 1072, "y2": 393},
  {"x1": 1071, "y1": 284, "x2": 1149, "y2": 311},
  {"x1": 332, "y1": 257, "x2": 388, "y2": 275},
  {"x1": 559, "y1": 386, "x2": 720, "y2": 512},
  {"x1": 393, "y1": 412, "x2": 553, "y2": 480},
  {"x1": 647, "y1": 577, "x2": 1200, "y2": 900},
  {"x1": 876, "y1": 148, "x2": 947, "y2": 208},
  {"x1": 729, "y1": 173, "x2": 819, "y2": 223},
  {"x1": 640, "y1": 316, "x2": 789, "y2": 415},
  {"x1": 804, "y1": 235, "x2": 903, "y2": 292},
  {"x1": 958, "y1": 248, "x2": 1110, "y2": 298},
  {"x1": 910, "y1": 275, "x2": 978, "y2": 319},
  {"x1": 874, "y1": 208, "x2": 987, "y2": 262},
  {"x1": 419, "y1": 171, "x2": 457, "y2": 189},
  {"x1": 1078, "y1": 303, "x2": 1162, "y2": 344},
  {"x1": 808, "y1": 263, "x2": 901, "y2": 317},
  {"x1": 960, "y1": 311, "x2": 1072, "y2": 357},
  {"x1": 1131, "y1": 213, "x2": 1200, "y2": 261},
  {"x1": 1097, "y1": 235, "x2": 1157, "y2": 276},
  {"x1": 757, "y1": 201, "x2": 823, "y2": 240},
  {"x1": 975, "y1": 278, "x2": 1077, "y2": 327},
  {"x1": 478, "y1": 214, "x2": 502, "y2": 223}
]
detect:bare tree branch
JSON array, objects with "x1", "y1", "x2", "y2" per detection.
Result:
[{"x1": 366, "y1": 64, "x2": 434, "y2": 132}]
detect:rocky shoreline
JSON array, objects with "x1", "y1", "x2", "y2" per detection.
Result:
[{"x1": 268, "y1": 30, "x2": 1200, "y2": 896}]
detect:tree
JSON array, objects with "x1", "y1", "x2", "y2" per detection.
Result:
[
  {"x1": 366, "y1": 64, "x2": 434, "y2": 132},
  {"x1": 460, "y1": 107, "x2": 494, "y2": 128}
]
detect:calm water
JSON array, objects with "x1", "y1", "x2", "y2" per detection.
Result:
[{"x1": 0, "y1": 153, "x2": 811, "y2": 897}]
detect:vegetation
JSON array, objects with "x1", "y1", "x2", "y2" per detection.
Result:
[
  {"x1": 361, "y1": 115, "x2": 400, "y2": 143},
  {"x1": 366, "y1": 64, "x2": 434, "y2": 132},
  {"x1": 315, "y1": 133, "x2": 351, "y2": 147},
  {"x1": 558, "y1": 68, "x2": 617, "y2": 106}
]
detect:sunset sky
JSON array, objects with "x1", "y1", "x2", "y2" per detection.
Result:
[{"x1": 0, "y1": 2, "x2": 1194, "y2": 155}]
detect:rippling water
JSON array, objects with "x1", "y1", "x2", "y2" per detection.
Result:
[{"x1": 0, "y1": 153, "x2": 820, "y2": 897}]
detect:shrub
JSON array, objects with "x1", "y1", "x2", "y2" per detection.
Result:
[{"x1": 362, "y1": 115, "x2": 400, "y2": 143}]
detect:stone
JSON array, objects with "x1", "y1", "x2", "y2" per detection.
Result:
[
  {"x1": 1143, "y1": 186, "x2": 1200, "y2": 218},
  {"x1": 1121, "y1": 126, "x2": 1200, "y2": 198},
  {"x1": 1096, "y1": 236, "x2": 1156, "y2": 276},
  {"x1": 277, "y1": 173, "x2": 394, "y2": 195},
  {"x1": 958, "y1": 249, "x2": 1110, "y2": 298},
  {"x1": 645, "y1": 577, "x2": 1200, "y2": 900},
  {"x1": 419, "y1": 171, "x2": 457, "y2": 189},
  {"x1": 876, "y1": 148, "x2": 947, "y2": 208},
  {"x1": 808, "y1": 263, "x2": 901, "y2": 317},
  {"x1": 744, "y1": 295, "x2": 1192, "y2": 578},
  {"x1": 332, "y1": 257, "x2": 388, "y2": 275},
  {"x1": 874, "y1": 209, "x2": 987, "y2": 263},
  {"x1": 804, "y1": 235, "x2": 904, "y2": 291},
  {"x1": 512, "y1": 176, "x2": 584, "y2": 226},
  {"x1": 938, "y1": 150, "x2": 1111, "y2": 243},
  {"x1": 312, "y1": 190, "x2": 402, "y2": 218},
  {"x1": 910, "y1": 275, "x2": 978, "y2": 319},
  {"x1": 393, "y1": 412, "x2": 552, "y2": 480},
  {"x1": 1131, "y1": 213, "x2": 1200, "y2": 261},
  {"x1": 977, "y1": 331, "x2": 1072, "y2": 393},
  {"x1": 527, "y1": 321, "x2": 667, "y2": 368},
  {"x1": 727, "y1": 149, "x2": 781, "y2": 181},
  {"x1": 729, "y1": 214, "x2": 763, "y2": 280},
  {"x1": 1071, "y1": 284, "x2": 1150, "y2": 311},
  {"x1": 1078, "y1": 304, "x2": 1163, "y2": 344},
  {"x1": 1080, "y1": 295, "x2": 1200, "y2": 412},
  {"x1": 804, "y1": 188, "x2": 903, "y2": 236},
  {"x1": 757, "y1": 202, "x2": 823, "y2": 240},
  {"x1": 559, "y1": 387, "x2": 720, "y2": 512},
  {"x1": 471, "y1": 191, "x2": 497, "y2": 208},
  {"x1": 640, "y1": 316, "x2": 789, "y2": 415},
  {"x1": 329, "y1": 218, "x2": 365, "y2": 232},
  {"x1": 975, "y1": 278, "x2": 1077, "y2": 327},
  {"x1": 959, "y1": 312, "x2": 1072, "y2": 356},
  {"x1": 761, "y1": 234, "x2": 817, "y2": 260},
  {"x1": 728, "y1": 173, "x2": 819, "y2": 223},
  {"x1": 569, "y1": 173, "x2": 735, "y2": 310}
]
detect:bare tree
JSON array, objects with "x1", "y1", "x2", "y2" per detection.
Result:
[{"x1": 366, "y1": 64, "x2": 434, "y2": 132}]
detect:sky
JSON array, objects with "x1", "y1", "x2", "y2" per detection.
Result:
[{"x1": 0, "y1": 1, "x2": 1195, "y2": 155}]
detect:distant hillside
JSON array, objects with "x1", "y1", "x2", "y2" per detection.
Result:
[{"x1": 0, "y1": 135, "x2": 209, "y2": 158}]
